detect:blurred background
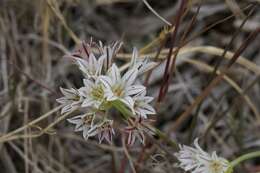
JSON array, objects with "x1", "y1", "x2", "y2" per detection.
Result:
[{"x1": 0, "y1": 0, "x2": 260, "y2": 172}]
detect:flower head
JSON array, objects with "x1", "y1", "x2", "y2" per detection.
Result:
[
  {"x1": 75, "y1": 53, "x2": 105, "y2": 79},
  {"x1": 65, "y1": 40, "x2": 122, "y2": 79},
  {"x1": 99, "y1": 64, "x2": 145, "y2": 111},
  {"x1": 79, "y1": 79, "x2": 105, "y2": 109},
  {"x1": 67, "y1": 113, "x2": 97, "y2": 139},
  {"x1": 96, "y1": 119, "x2": 115, "y2": 144},
  {"x1": 124, "y1": 117, "x2": 154, "y2": 145},
  {"x1": 56, "y1": 87, "x2": 82, "y2": 114},
  {"x1": 57, "y1": 40, "x2": 156, "y2": 145},
  {"x1": 129, "y1": 47, "x2": 157, "y2": 75},
  {"x1": 175, "y1": 139, "x2": 230, "y2": 173},
  {"x1": 133, "y1": 90, "x2": 156, "y2": 119}
]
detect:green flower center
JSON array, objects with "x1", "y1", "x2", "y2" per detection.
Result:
[{"x1": 91, "y1": 85, "x2": 104, "y2": 100}]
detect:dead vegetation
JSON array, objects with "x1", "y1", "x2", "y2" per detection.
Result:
[{"x1": 0, "y1": 0, "x2": 260, "y2": 172}]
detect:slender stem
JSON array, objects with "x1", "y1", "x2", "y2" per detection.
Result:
[
  {"x1": 122, "y1": 137, "x2": 137, "y2": 173},
  {"x1": 0, "y1": 105, "x2": 62, "y2": 142},
  {"x1": 0, "y1": 107, "x2": 74, "y2": 143},
  {"x1": 111, "y1": 100, "x2": 131, "y2": 120},
  {"x1": 230, "y1": 150, "x2": 260, "y2": 167}
]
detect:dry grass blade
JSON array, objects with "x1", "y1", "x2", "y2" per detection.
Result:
[
  {"x1": 171, "y1": 27, "x2": 260, "y2": 131},
  {"x1": 46, "y1": 0, "x2": 80, "y2": 44},
  {"x1": 122, "y1": 137, "x2": 136, "y2": 173},
  {"x1": 118, "y1": 45, "x2": 260, "y2": 75},
  {"x1": 0, "y1": 106, "x2": 62, "y2": 143},
  {"x1": 142, "y1": 0, "x2": 172, "y2": 26},
  {"x1": 176, "y1": 46, "x2": 260, "y2": 75},
  {"x1": 184, "y1": 58, "x2": 260, "y2": 119},
  {"x1": 1, "y1": 1, "x2": 260, "y2": 172}
]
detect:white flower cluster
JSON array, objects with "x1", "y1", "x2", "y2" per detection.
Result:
[
  {"x1": 175, "y1": 139, "x2": 230, "y2": 173},
  {"x1": 57, "y1": 40, "x2": 156, "y2": 144}
]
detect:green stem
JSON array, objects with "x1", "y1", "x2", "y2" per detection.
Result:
[
  {"x1": 230, "y1": 150, "x2": 260, "y2": 167},
  {"x1": 224, "y1": 150, "x2": 260, "y2": 173},
  {"x1": 111, "y1": 100, "x2": 132, "y2": 120}
]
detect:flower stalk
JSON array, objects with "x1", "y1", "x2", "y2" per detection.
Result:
[{"x1": 225, "y1": 150, "x2": 260, "y2": 173}]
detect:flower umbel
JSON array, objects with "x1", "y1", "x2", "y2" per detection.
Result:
[
  {"x1": 124, "y1": 117, "x2": 154, "y2": 145},
  {"x1": 133, "y1": 90, "x2": 156, "y2": 119},
  {"x1": 175, "y1": 139, "x2": 230, "y2": 173},
  {"x1": 79, "y1": 79, "x2": 105, "y2": 109},
  {"x1": 99, "y1": 64, "x2": 145, "y2": 112},
  {"x1": 75, "y1": 53, "x2": 105, "y2": 79},
  {"x1": 67, "y1": 113, "x2": 97, "y2": 139},
  {"x1": 57, "y1": 40, "x2": 156, "y2": 145},
  {"x1": 96, "y1": 119, "x2": 115, "y2": 144},
  {"x1": 56, "y1": 87, "x2": 82, "y2": 114}
]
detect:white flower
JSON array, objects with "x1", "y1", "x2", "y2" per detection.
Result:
[
  {"x1": 129, "y1": 47, "x2": 157, "y2": 75},
  {"x1": 67, "y1": 113, "x2": 98, "y2": 139},
  {"x1": 99, "y1": 64, "x2": 145, "y2": 111},
  {"x1": 79, "y1": 79, "x2": 105, "y2": 109},
  {"x1": 96, "y1": 119, "x2": 115, "y2": 144},
  {"x1": 59, "y1": 40, "x2": 158, "y2": 145},
  {"x1": 175, "y1": 139, "x2": 230, "y2": 173},
  {"x1": 75, "y1": 53, "x2": 105, "y2": 79},
  {"x1": 125, "y1": 117, "x2": 154, "y2": 145},
  {"x1": 133, "y1": 90, "x2": 156, "y2": 119},
  {"x1": 56, "y1": 87, "x2": 82, "y2": 114}
]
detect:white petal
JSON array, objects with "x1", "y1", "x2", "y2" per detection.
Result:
[
  {"x1": 129, "y1": 47, "x2": 138, "y2": 68},
  {"x1": 138, "y1": 60, "x2": 157, "y2": 74},
  {"x1": 87, "y1": 126, "x2": 99, "y2": 136},
  {"x1": 122, "y1": 68, "x2": 138, "y2": 87},
  {"x1": 139, "y1": 104, "x2": 156, "y2": 115},
  {"x1": 82, "y1": 98, "x2": 95, "y2": 107},
  {"x1": 83, "y1": 79, "x2": 94, "y2": 88},
  {"x1": 61, "y1": 104, "x2": 72, "y2": 114},
  {"x1": 89, "y1": 53, "x2": 98, "y2": 68},
  {"x1": 105, "y1": 91, "x2": 118, "y2": 101},
  {"x1": 139, "y1": 112, "x2": 147, "y2": 119},
  {"x1": 83, "y1": 126, "x2": 90, "y2": 139},
  {"x1": 120, "y1": 97, "x2": 134, "y2": 111},
  {"x1": 67, "y1": 115, "x2": 83, "y2": 123},
  {"x1": 110, "y1": 64, "x2": 121, "y2": 83},
  {"x1": 60, "y1": 87, "x2": 77, "y2": 98},
  {"x1": 71, "y1": 100, "x2": 82, "y2": 107},
  {"x1": 125, "y1": 85, "x2": 145, "y2": 96},
  {"x1": 75, "y1": 58, "x2": 89, "y2": 75},
  {"x1": 99, "y1": 76, "x2": 113, "y2": 89},
  {"x1": 78, "y1": 86, "x2": 92, "y2": 98},
  {"x1": 56, "y1": 97, "x2": 68, "y2": 104},
  {"x1": 142, "y1": 96, "x2": 154, "y2": 103},
  {"x1": 97, "y1": 54, "x2": 106, "y2": 73}
]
